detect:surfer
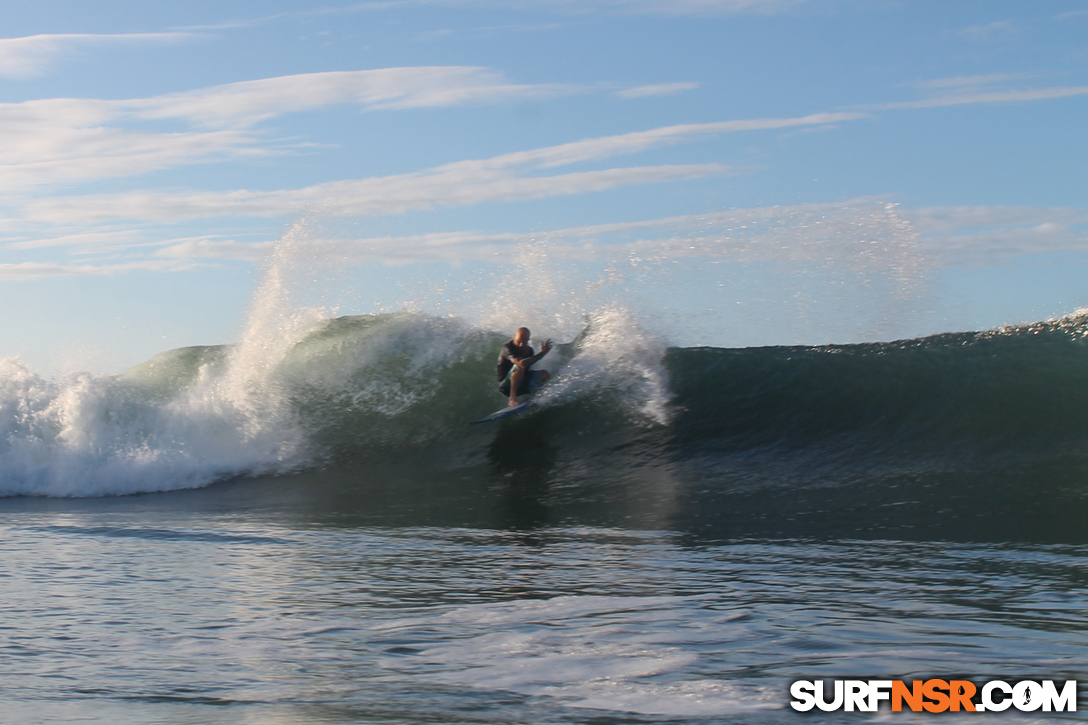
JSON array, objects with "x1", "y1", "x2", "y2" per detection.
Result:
[{"x1": 497, "y1": 327, "x2": 552, "y2": 407}]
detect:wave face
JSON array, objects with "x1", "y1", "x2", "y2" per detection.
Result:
[
  {"x1": 659, "y1": 314, "x2": 1088, "y2": 542},
  {"x1": 675, "y1": 314, "x2": 1088, "y2": 464},
  {"x1": 2, "y1": 309, "x2": 1088, "y2": 541},
  {"x1": 0, "y1": 307, "x2": 667, "y2": 497}
]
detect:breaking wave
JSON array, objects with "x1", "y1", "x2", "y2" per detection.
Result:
[
  {"x1": 3, "y1": 214, "x2": 1088, "y2": 543},
  {"x1": 0, "y1": 306, "x2": 1086, "y2": 488}
]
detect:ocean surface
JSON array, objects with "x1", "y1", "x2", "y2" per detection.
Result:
[{"x1": 3, "y1": 304, "x2": 1088, "y2": 723}]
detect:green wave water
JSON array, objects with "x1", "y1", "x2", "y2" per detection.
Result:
[{"x1": 4, "y1": 310, "x2": 1088, "y2": 543}]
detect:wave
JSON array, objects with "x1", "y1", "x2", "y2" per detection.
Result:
[
  {"x1": 3, "y1": 298, "x2": 1088, "y2": 542},
  {"x1": 676, "y1": 312, "x2": 1088, "y2": 460},
  {"x1": 0, "y1": 306, "x2": 668, "y2": 497},
  {"x1": 1, "y1": 307, "x2": 1086, "y2": 487}
]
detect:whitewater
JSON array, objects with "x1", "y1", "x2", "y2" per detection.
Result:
[{"x1": 2, "y1": 209, "x2": 1088, "y2": 723}]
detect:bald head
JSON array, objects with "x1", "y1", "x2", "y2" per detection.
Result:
[{"x1": 514, "y1": 327, "x2": 530, "y2": 345}]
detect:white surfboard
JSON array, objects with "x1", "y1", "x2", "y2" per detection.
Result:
[{"x1": 469, "y1": 401, "x2": 534, "y2": 424}]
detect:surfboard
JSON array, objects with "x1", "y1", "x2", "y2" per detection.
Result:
[{"x1": 469, "y1": 401, "x2": 534, "y2": 424}]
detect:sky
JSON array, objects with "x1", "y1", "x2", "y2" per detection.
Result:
[{"x1": 1, "y1": 0, "x2": 1086, "y2": 373}]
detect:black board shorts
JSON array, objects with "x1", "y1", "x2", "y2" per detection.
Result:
[{"x1": 499, "y1": 368, "x2": 544, "y2": 397}]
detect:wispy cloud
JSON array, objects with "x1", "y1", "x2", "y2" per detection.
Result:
[
  {"x1": 21, "y1": 200, "x2": 1086, "y2": 279},
  {"x1": 875, "y1": 70, "x2": 1088, "y2": 111},
  {"x1": 907, "y1": 205, "x2": 1088, "y2": 234},
  {"x1": 413, "y1": 21, "x2": 568, "y2": 42},
  {"x1": 0, "y1": 68, "x2": 582, "y2": 191},
  {"x1": 0, "y1": 115, "x2": 265, "y2": 191},
  {"x1": 906, "y1": 205, "x2": 1088, "y2": 265},
  {"x1": 464, "y1": 112, "x2": 866, "y2": 168},
  {"x1": 18, "y1": 112, "x2": 861, "y2": 224},
  {"x1": 155, "y1": 239, "x2": 273, "y2": 261},
  {"x1": 0, "y1": 68, "x2": 854, "y2": 195},
  {"x1": 0, "y1": 33, "x2": 194, "y2": 79},
  {"x1": 887, "y1": 85, "x2": 1088, "y2": 109},
  {"x1": 0, "y1": 259, "x2": 196, "y2": 281},
  {"x1": 303, "y1": 0, "x2": 809, "y2": 17},
  {"x1": 862, "y1": 84, "x2": 1088, "y2": 111},
  {"x1": 612, "y1": 0, "x2": 809, "y2": 15},
  {"x1": 130, "y1": 67, "x2": 580, "y2": 128},
  {"x1": 7, "y1": 229, "x2": 146, "y2": 252},
  {"x1": 958, "y1": 20, "x2": 1016, "y2": 39},
  {"x1": 4, "y1": 199, "x2": 914, "y2": 280},
  {"x1": 363, "y1": 201, "x2": 901, "y2": 265},
  {"x1": 912, "y1": 73, "x2": 1039, "y2": 91},
  {"x1": 24, "y1": 164, "x2": 730, "y2": 223},
  {"x1": 156, "y1": 200, "x2": 1088, "y2": 274},
  {"x1": 616, "y1": 82, "x2": 699, "y2": 99}
]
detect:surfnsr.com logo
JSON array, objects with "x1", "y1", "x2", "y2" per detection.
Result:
[{"x1": 790, "y1": 679, "x2": 1078, "y2": 713}]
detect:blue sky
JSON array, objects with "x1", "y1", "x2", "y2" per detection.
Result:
[{"x1": 1, "y1": 0, "x2": 1086, "y2": 372}]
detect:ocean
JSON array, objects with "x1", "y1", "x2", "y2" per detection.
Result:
[{"x1": 2, "y1": 244, "x2": 1088, "y2": 722}]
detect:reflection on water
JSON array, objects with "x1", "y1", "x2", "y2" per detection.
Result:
[
  {"x1": 4, "y1": 441, "x2": 1088, "y2": 545},
  {"x1": 1, "y1": 509, "x2": 1086, "y2": 725}
]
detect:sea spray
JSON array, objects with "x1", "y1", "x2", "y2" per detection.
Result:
[
  {"x1": 0, "y1": 221, "x2": 331, "y2": 496},
  {"x1": 384, "y1": 199, "x2": 931, "y2": 349},
  {"x1": 2, "y1": 307, "x2": 1088, "y2": 508},
  {"x1": 170, "y1": 218, "x2": 334, "y2": 473},
  {"x1": 0, "y1": 209, "x2": 678, "y2": 496},
  {"x1": 536, "y1": 305, "x2": 671, "y2": 425},
  {"x1": 4, "y1": 202, "x2": 1080, "y2": 502},
  {"x1": 0, "y1": 357, "x2": 255, "y2": 496}
]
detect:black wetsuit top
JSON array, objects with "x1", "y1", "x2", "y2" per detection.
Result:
[{"x1": 496, "y1": 340, "x2": 534, "y2": 382}]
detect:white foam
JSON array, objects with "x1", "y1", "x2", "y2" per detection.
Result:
[
  {"x1": 537, "y1": 304, "x2": 671, "y2": 424},
  {"x1": 0, "y1": 223, "x2": 328, "y2": 497},
  {"x1": 0, "y1": 353, "x2": 306, "y2": 497},
  {"x1": 376, "y1": 595, "x2": 778, "y2": 717}
]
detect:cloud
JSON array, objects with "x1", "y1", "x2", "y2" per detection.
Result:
[
  {"x1": 7, "y1": 229, "x2": 146, "y2": 251},
  {"x1": 0, "y1": 259, "x2": 196, "y2": 281},
  {"x1": 445, "y1": 112, "x2": 867, "y2": 169},
  {"x1": 11, "y1": 199, "x2": 1084, "y2": 284},
  {"x1": 0, "y1": 68, "x2": 582, "y2": 191},
  {"x1": 160, "y1": 198, "x2": 923, "y2": 270},
  {"x1": 905, "y1": 205, "x2": 1088, "y2": 265},
  {"x1": 310, "y1": 200, "x2": 1087, "y2": 272},
  {"x1": 921, "y1": 226, "x2": 1088, "y2": 266},
  {"x1": 155, "y1": 239, "x2": 274, "y2": 261},
  {"x1": 129, "y1": 67, "x2": 581, "y2": 128},
  {"x1": 912, "y1": 73, "x2": 1039, "y2": 90},
  {"x1": 906, "y1": 205, "x2": 1088, "y2": 234},
  {"x1": 21, "y1": 200, "x2": 1085, "y2": 283},
  {"x1": 865, "y1": 85, "x2": 1088, "y2": 111},
  {"x1": 18, "y1": 112, "x2": 861, "y2": 224},
  {"x1": 0, "y1": 117, "x2": 266, "y2": 192},
  {"x1": 0, "y1": 33, "x2": 194, "y2": 79},
  {"x1": 958, "y1": 20, "x2": 1016, "y2": 39},
  {"x1": 0, "y1": 67, "x2": 856, "y2": 197},
  {"x1": 616, "y1": 82, "x2": 699, "y2": 99},
  {"x1": 25, "y1": 164, "x2": 730, "y2": 223},
  {"x1": 7, "y1": 230, "x2": 264, "y2": 261},
  {"x1": 23, "y1": 201, "x2": 1083, "y2": 273},
  {"x1": 171, "y1": 200, "x2": 1087, "y2": 275},
  {"x1": 308, "y1": 200, "x2": 935, "y2": 314},
  {"x1": 311, "y1": 0, "x2": 809, "y2": 16},
  {"x1": 876, "y1": 71, "x2": 1088, "y2": 111},
  {"x1": 603, "y1": 0, "x2": 809, "y2": 15}
]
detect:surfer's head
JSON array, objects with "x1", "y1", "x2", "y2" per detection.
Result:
[{"x1": 514, "y1": 327, "x2": 530, "y2": 345}]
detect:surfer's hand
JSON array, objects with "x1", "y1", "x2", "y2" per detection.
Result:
[{"x1": 542, "y1": 339, "x2": 553, "y2": 353}]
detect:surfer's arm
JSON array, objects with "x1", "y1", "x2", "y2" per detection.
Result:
[{"x1": 514, "y1": 339, "x2": 552, "y2": 368}]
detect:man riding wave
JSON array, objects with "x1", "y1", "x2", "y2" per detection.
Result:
[{"x1": 497, "y1": 327, "x2": 552, "y2": 407}]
